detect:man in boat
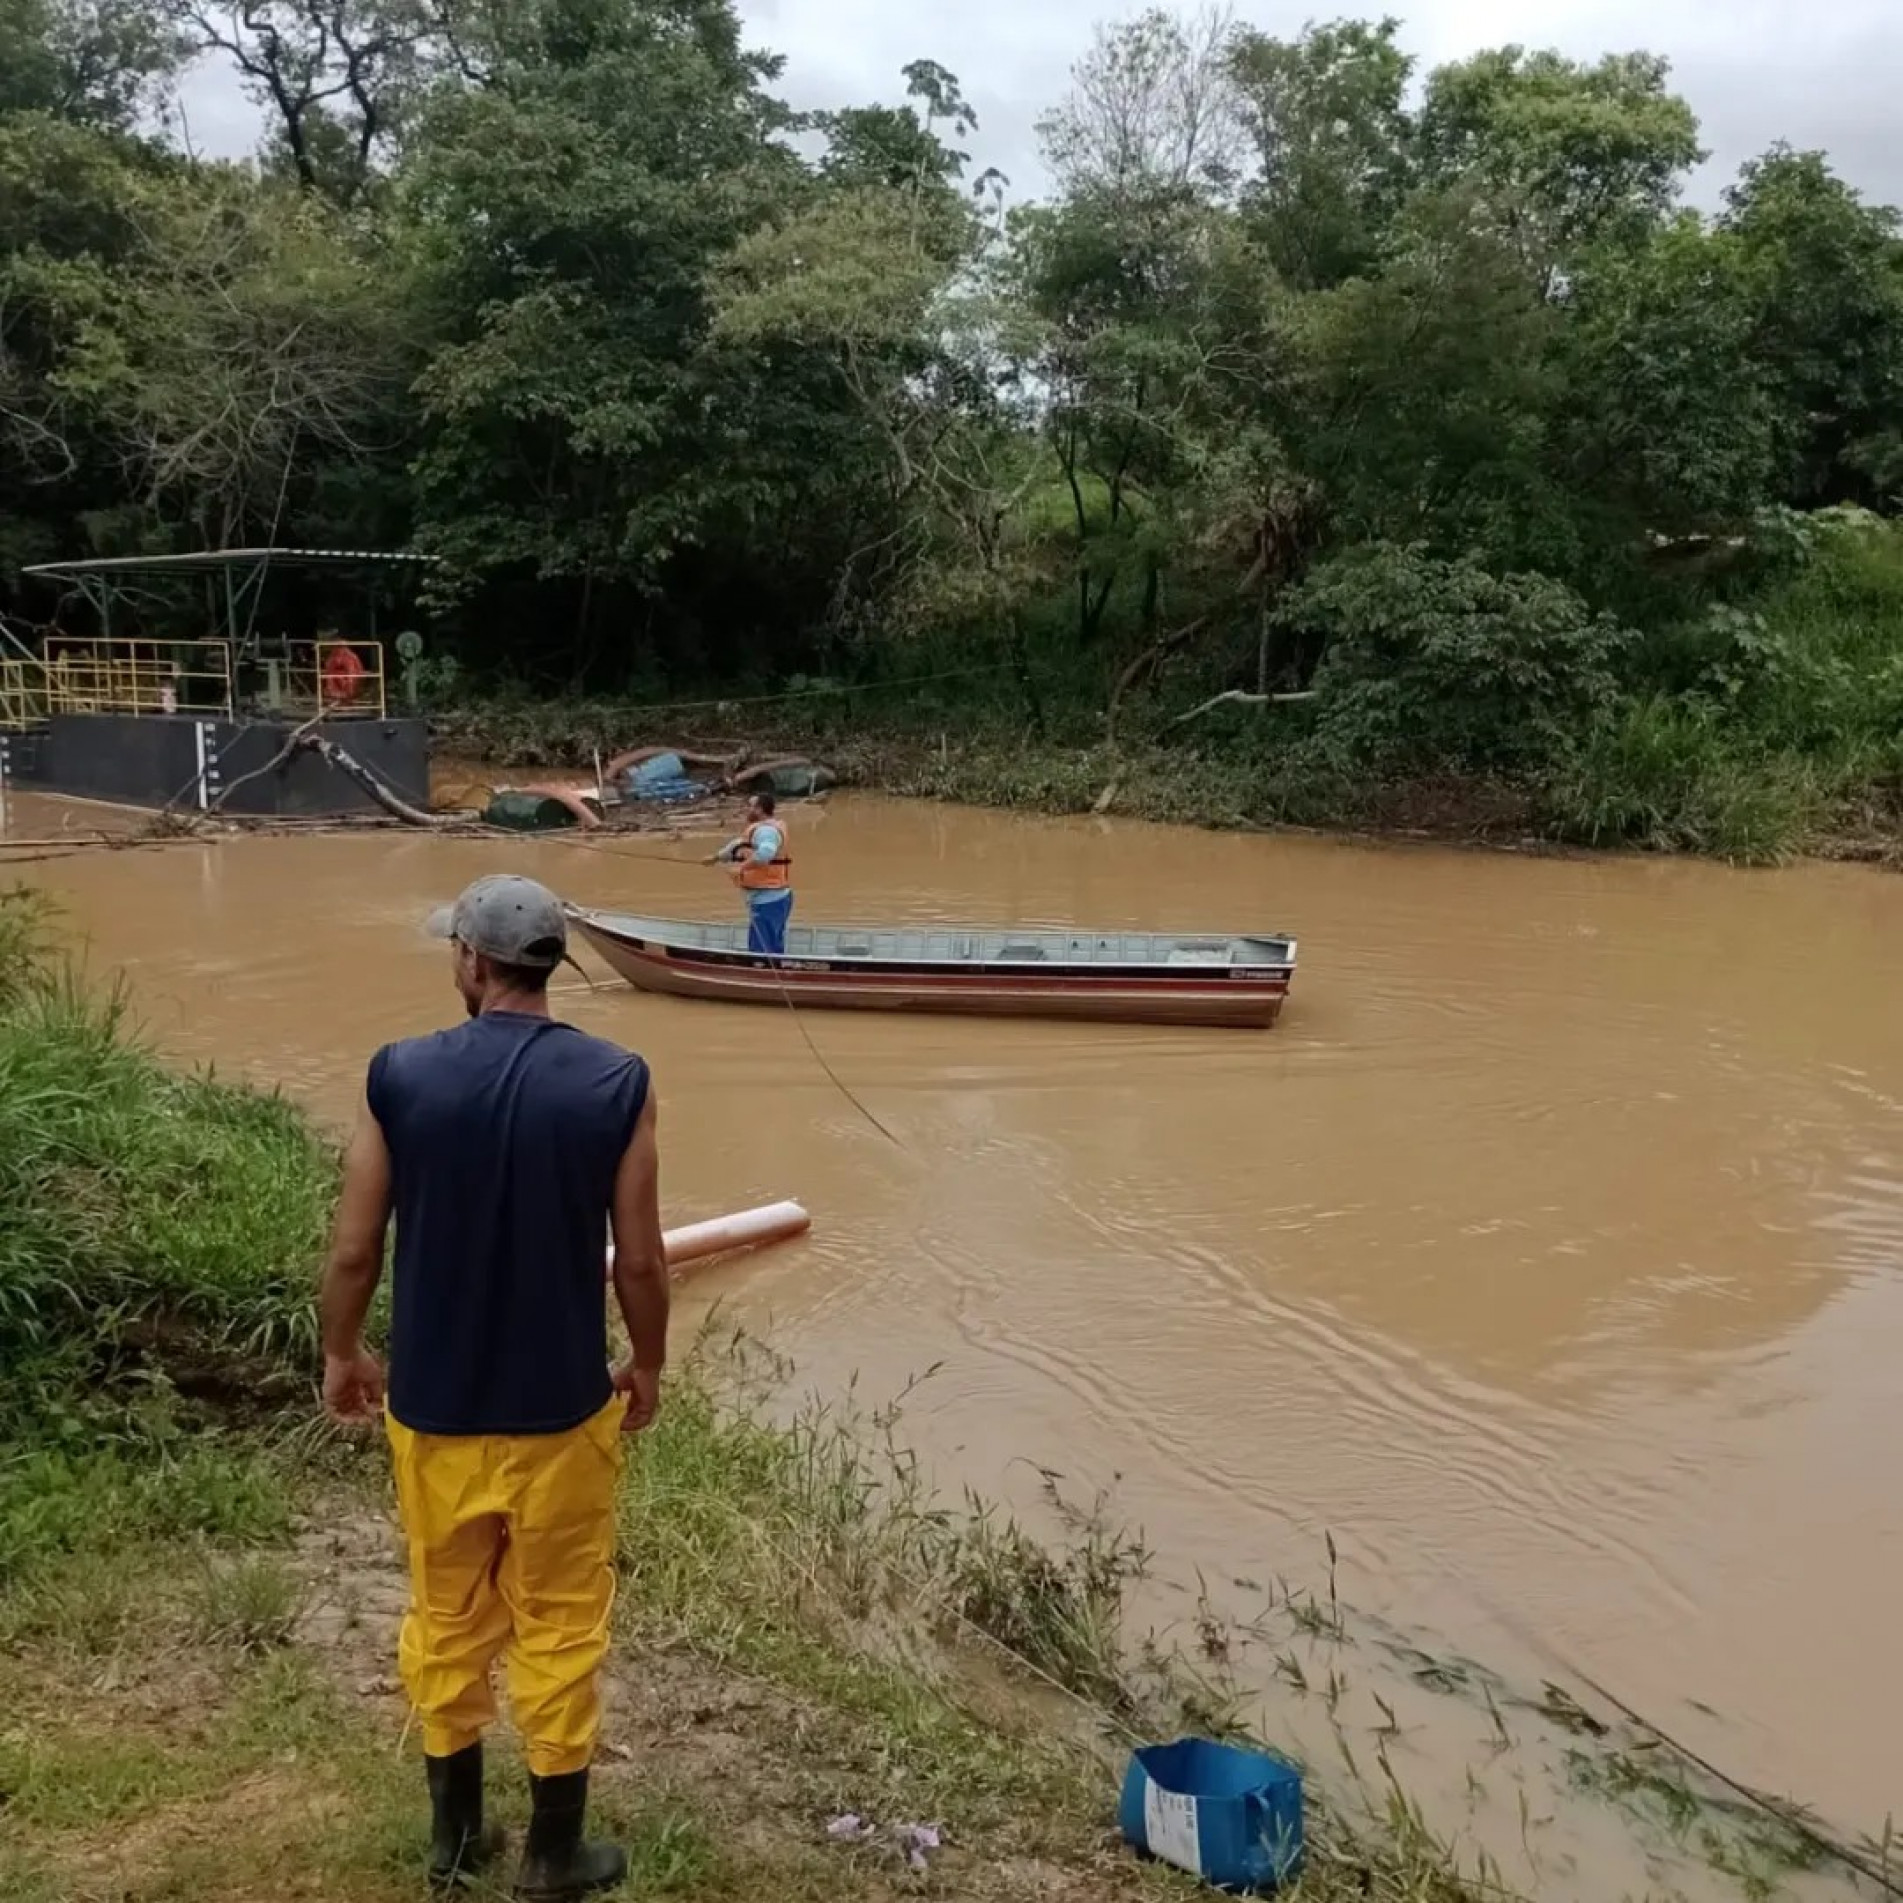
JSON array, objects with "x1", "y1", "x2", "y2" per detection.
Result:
[
  {"x1": 708, "y1": 790, "x2": 793, "y2": 956},
  {"x1": 318, "y1": 874, "x2": 668, "y2": 1899}
]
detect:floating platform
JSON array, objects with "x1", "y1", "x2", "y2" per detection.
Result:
[{"x1": 0, "y1": 712, "x2": 430, "y2": 818}]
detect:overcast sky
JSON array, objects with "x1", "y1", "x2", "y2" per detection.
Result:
[{"x1": 176, "y1": 0, "x2": 1902, "y2": 211}]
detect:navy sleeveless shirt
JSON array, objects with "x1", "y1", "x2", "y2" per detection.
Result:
[{"x1": 367, "y1": 1011, "x2": 650, "y2": 1435}]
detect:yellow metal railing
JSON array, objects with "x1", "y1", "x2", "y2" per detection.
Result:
[
  {"x1": 0, "y1": 636, "x2": 388, "y2": 726},
  {"x1": 252, "y1": 640, "x2": 388, "y2": 719},
  {"x1": 0, "y1": 659, "x2": 47, "y2": 731},
  {"x1": 38, "y1": 638, "x2": 235, "y2": 719}
]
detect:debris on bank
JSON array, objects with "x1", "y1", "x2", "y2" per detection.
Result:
[
  {"x1": 477, "y1": 742, "x2": 839, "y2": 837},
  {"x1": 826, "y1": 1813, "x2": 944, "y2": 1873}
]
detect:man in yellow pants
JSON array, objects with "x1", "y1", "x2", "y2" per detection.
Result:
[{"x1": 319, "y1": 874, "x2": 669, "y2": 1897}]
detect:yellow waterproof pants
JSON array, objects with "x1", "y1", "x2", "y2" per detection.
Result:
[{"x1": 386, "y1": 1395, "x2": 623, "y2": 1777}]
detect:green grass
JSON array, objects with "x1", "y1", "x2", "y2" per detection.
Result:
[
  {"x1": 0, "y1": 1443, "x2": 291, "y2": 1589},
  {"x1": 185, "y1": 1550, "x2": 308, "y2": 1655},
  {"x1": 618, "y1": 1336, "x2": 1146, "y2": 1704},
  {"x1": 0, "y1": 888, "x2": 339, "y2": 1607},
  {"x1": 0, "y1": 887, "x2": 338, "y2": 1453},
  {"x1": 0, "y1": 1329, "x2": 1478, "y2": 1903},
  {"x1": 612, "y1": 1334, "x2": 1156, "y2": 1831},
  {"x1": 1537, "y1": 695, "x2": 1824, "y2": 862}
]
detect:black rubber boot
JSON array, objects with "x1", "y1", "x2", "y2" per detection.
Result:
[
  {"x1": 513, "y1": 1769, "x2": 627, "y2": 1901},
  {"x1": 426, "y1": 1743, "x2": 504, "y2": 1889}
]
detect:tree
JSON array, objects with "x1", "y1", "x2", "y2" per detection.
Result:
[
  {"x1": 715, "y1": 62, "x2": 1060, "y2": 719},
  {"x1": 1554, "y1": 216, "x2": 1777, "y2": 537},
  {"x1": 1285, "y1": 183, "x2": 1565, "y2": 572},
  {"x1": 1721, "y1": 147, "x2": 1903, "y2": 509},
  {"x1": 0, "y1": 103, "x2": 180, "y2": 582},
  {"x1": 1225, "y1": 16, "x2": 1414, "y2": 291},
  {"x1": 1036, "y1": 6, "x2": 1241, "y2": 202},
  {"x1": 815, "y1": 101, "x2": 965, "y2": 196},
  {"x1": 1418, "y1": 47, "x2": 1701, "y2": 286},
  {"x1": 404, "y1": 0, "x2": 807, "y2": 677},
  {"x1": 1284, "y1": 543, "x2": 1630, "y2": 775},
  {"x1": 162, "y1": 0, "x2": 438, "y2": 204},
  {"x1": 0, "y1": 0, "x2": 185, "y2": 130},
  {"x1": 41, "y1": 171, "x2": 423, "y2": 545},
  {"x1": 1016, "y1": 12, "x2": 1248, "y2": 657},
  {"x1": 6, "y1": 0, "x2": 1899, "y2": 775},
  {"x1": 1006, "y1": 192, "x2": 1202, "y2": 651}
]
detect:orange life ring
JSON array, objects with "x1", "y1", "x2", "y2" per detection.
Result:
[{"x1": 321, "y1": 645, "x2": 365, "y2": 707}]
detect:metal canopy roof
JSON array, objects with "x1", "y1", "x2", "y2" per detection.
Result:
[
  {"x1": 23, "y1": 547, "x2": 439, "y2": 582},
  {"x1": 18, "y1": 546, "x2": 437, "y2": 655}
]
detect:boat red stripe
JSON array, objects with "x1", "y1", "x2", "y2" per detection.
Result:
[{"x1": 630, "y1": 950, "x2": 1286, "y2": 995}]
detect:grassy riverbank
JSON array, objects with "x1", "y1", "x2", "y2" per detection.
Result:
[
  {"x1": 436, "y1": 700, "x2": 1903, "y2": 870},
  {"x1": 429, "y1": 513, "x2": 1903, "y2": 869},
  {"x1": 2, "y1": 890, "x2": 1488, "y2": 1903}
]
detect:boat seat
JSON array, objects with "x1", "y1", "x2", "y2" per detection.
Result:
[{"x1": 1167, "y1": 944, "x2": 1235, "y2": 966}]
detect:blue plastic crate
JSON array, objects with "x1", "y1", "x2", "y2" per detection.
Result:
[{"x1": 1118, "y1": 1737, "x2": 1304, "y2": 1892}]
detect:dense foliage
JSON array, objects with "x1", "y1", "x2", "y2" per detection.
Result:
[{"x1": 4, "y1": 0, "x2": 1903, "y2": 853}]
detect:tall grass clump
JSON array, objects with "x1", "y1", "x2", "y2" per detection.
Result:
[
  {"x1": 0, "y1": 890, "x2": 338, "y2": 1567},
  {"x1": 1539, "y1": 697, "x2": 1821, "y2": 862}
]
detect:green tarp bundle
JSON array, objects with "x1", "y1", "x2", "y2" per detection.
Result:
[{"x1": 483, "y1": 790, "x2": 580, "y2": 831}]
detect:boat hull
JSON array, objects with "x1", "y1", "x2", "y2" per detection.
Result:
[{"x1": 573, "y1": 915, "x2": 1292, "y2": 1029}]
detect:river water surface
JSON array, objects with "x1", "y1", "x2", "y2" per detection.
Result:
[{"x1": 7, "y1": 786, "x2": 1900, "y2": 1893}]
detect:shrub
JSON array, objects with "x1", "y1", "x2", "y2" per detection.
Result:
[
  {"x1": 1282, "y1": 543, "x2": 1632, "y2": 776},
  {"x1": 1703, "y1": 509, "x2": 1903, "y2": 755}
]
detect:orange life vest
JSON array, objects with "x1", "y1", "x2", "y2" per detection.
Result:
[{"x1": 733, "y1": 817, "x2": 791, "y2": 891}]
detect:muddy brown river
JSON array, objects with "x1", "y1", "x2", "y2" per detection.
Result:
[{"x1": 6, "y1": 785, "x2": 1900, "y2": 1894}]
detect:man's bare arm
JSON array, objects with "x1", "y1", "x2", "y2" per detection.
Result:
[
  {"x1": 320, "y1": 1096, "x2": 393, "y2": 1362},
  {"x1": 610, "y1": 1091, "x2": 668, "y2": 1374}
]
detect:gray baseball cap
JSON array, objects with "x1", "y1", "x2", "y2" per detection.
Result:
[{"x1": 434, "y1": 874, "x2": 568, "y2": 968}]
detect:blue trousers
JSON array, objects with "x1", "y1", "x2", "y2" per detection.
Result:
[{"x1": 747, "y1": 890, "x2": 793, "y2": 956}]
